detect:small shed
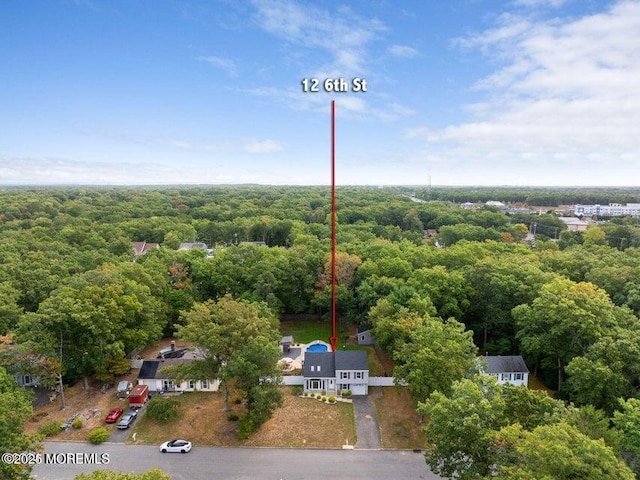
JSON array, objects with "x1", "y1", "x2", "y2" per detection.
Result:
[
  {"x1": 357, "y1": 329, "x2": 376, "y2": 346},
  {"x1": 280, "y1": 336, "x2": 294, "y2": 353}
]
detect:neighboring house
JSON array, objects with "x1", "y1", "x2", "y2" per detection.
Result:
[
  {"x1": 137, "y1": 357, "x2": 220, "y2": 393},
  {"x1": 423, "y1": 229, "x2": 438, "y2": 239},
  {"x1": 132, "y1": 241, "x2": 159, "y2": 256},
  {"x1": 357, "y1": 329, "x2": 376, "y2": 346},
  {"x1": 478, "y1": 355, "x2": 529, "y2": 387},
  {"x1": 239, "y1": 241, "x2": 267, "y2": 247},
  {"x1": 559, "y1": 217, "x2": 589, "y2": 232},
  {"x1": 303, "y1": 351, "x2": 369, "y2": 396},
  {"x1": 178, "y1": 242, "x2": 208, "y2": 251},
  {"x1": 178, "y1": 242, "x2": 214, "y2": 257}
]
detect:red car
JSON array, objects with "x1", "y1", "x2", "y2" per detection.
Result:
[{"x1": 104, "y1": 407, "x2": 124, "y2": 423}]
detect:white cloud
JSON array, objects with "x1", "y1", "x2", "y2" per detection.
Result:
[
  {"x1": 244, "y1": 139, "x2": 284, "y2": 154},
  {"x1": 413, "y1": 1, "x2": 640, "y2": 181},
  {"x1": 387, "y1": 45, "x2": 419, "y2": 58},
  {"x1": 251, "y1": 0, "x2": 385, "y2": 76},
  {"x1": 198, "y1": 55, "x2": 237, "y2": 76}
]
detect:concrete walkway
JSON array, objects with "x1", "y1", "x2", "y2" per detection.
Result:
[{"x1": 352, "y1": 395, "x2": 382, "y2": 449}]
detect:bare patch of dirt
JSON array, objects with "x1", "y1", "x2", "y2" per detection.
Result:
[{"x1": 25, "y1": 370, "x2": 140, "y2": 441}]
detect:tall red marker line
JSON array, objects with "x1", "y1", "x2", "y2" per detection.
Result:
[{"x1": 330, "y1": 100, "x2": 338, "y2": 352}]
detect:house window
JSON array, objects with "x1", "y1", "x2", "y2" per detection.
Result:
[
  {"x1": 340, "y1": 372, "x2": 350, "y2": 380},
  {"x1": 500, "y1": 373, "x2": 511, "y2": 381},
  {"x1": 188, "y1": 380, "x2": 195, "y2": 389},
  {"x1": 355, "y1": 371, "x2": 363, "y2": 379},
  {"x1": 163, "y1": 380, "x2": 174, "y2": 391},
  {"x1": 317, "y1": 366, "x2": 321, "y2": 372},
  {"x1": 311, "y1": 366, "x2": 315, "y2": 372},
  {"x1": 514, "y1": 373, "x2": 523, "y2": 381},
  {"x1": 201, "y1": 380, "x2": 209, "y2": 389}
]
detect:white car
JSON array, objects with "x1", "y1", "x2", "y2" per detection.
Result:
[{"x1": 159, "y1": 439, "x2": 192, "y2": 453}]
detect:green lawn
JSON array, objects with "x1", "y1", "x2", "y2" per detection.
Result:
[
  {"x1": 280, "y1": 319, "x2": 335, "y2": 344},
  {"x1": 343, "y1": 344, "x2": 386, "y2": 376}
]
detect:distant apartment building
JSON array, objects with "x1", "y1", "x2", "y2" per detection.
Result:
[{"x1": 572, "y1": 203, "x2": 640, "y2": 217}]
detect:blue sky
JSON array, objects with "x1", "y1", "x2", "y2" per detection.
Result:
[{"x1": 1, "y1": 0, "x2": 639, "y2": 186}]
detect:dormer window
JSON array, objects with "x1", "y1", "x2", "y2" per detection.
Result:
[
  {"x1": 311, "y1": 366, "x2": 315, "y2": 372},
  {"x1": 318, "y1": 366, "x2": 321, "y2": 372}
]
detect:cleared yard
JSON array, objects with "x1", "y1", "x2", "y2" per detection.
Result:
[
  {"x1": 280, "y1": 319, "x2": 336, "y2": 344},
  {"x1": 130, "y1": 387, "x2": 356, "y2": 448},
  {"x1": 372, "y1": 387, "x2": 428, "y2": 450}
]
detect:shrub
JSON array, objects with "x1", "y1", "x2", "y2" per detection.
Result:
[
  {"x1": 234, "y1": 397, "x2": 242, "y2": 405},
  {"x1": 341, "y1": 390, "x2": 352, "y2": 397},
  {"x1": 236, "y1": 414, "x2": 257, "y2": 440},
  {"x1": 72, "y1": 417, "x2": 83, "y2": 429},
  {"x1": 320, "y1": 396, "x2": 326, "y2": 402},
  {"x1": 227, "y1": 413, "x2": 239, "y2": 421},
  {"x1": 328, "y1": 396, "x2": 336, "y2": 403},
  {"x1": 88, "y1": 427, "x2": 109, "y2": 444},
  {"x1": 38, "y1": 421, "x2": 62, "y2": 437},
  {"x1": 146, "y1": 397, "x2": 180, "y2": 422}
]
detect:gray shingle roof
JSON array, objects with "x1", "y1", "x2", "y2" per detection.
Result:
[
  {"x1": 481, "y1": 356, "x2": 529, "y2": 374},
  {"x1": 303, "y1": 352, "x2": 335, "y2": 378},
  {"x1": 335, "y1": 351, "x2": 368, "y2": 371},
  {"x1": 302, "y1": 351, "x2": 369, "y2": 378}
]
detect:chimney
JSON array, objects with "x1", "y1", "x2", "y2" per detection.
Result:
[{"x1": 170, "y1": 341, "x2": 176, "y2": 352}]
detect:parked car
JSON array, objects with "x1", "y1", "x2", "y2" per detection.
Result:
[
  {"x1": 159, "y1": 439, "x2": 192, "y2": 453},
  {"x1": 116, "y1": 411, "x2": 138, "y2": 429},
  {"x1": 104, "y1": 407, "x2": 124, "y2": 423}
]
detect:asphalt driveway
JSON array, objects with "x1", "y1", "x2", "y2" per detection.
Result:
[{"x1": 352, "y1": 395, "x2": 382, "y2": 449}]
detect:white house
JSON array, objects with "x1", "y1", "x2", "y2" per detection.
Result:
[
  {"x1": 303, "y1": 351, "x2": 369, "y2": 396},
  {"x1": 478, "y1": 355, "x2": 529, "y2": 387},
  {"x1": 573, "y1": 203, "x2": 640, "y2": 217},
  {"x1": 137, "y1": 358, "x2": 219, "y2": 393}
]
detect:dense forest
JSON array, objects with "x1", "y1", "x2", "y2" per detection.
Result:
[
  {"x1": 398, "y1": 185, "x2": 640, "y2": 207},
  {"x1": 3, "y1": 185, "x2": 640, "y2": 478}
]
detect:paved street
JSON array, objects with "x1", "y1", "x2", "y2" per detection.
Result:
[{"x1": 32, "y1": 441, "x2": 442, "y2": 480}]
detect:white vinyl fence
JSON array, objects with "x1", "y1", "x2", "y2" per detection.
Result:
[
  {"x1": 281, "y1": 376, "x2": 402, "y2": 387},
  {"x1": 282, "y1": 376, "x2": 304, "y2": 385}
]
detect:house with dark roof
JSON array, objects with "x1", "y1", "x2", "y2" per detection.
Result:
[
  {"x1": 138, "y1": 357, "x2": 219, "y2": 393},
  {"x1": 478, "y1": 355, "x2": 529, "y2": 387},
  {"x1": 303, "y1": 351, "x2": 369, "y2": 396}
]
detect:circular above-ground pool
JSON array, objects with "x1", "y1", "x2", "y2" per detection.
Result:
[{"x1": 306, "y1": 342, "x2": 328, "y2": 352}]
